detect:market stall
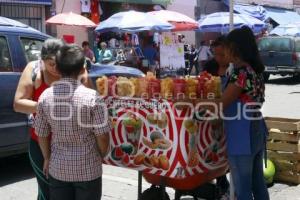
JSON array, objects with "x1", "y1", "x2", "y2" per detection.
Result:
[
  {"x1": 92, "y1": 9, "x2": 232, "y2": 200},
  {"x1": 94, "y1": 72, "x2": 228, "y2": 199},
  {"x1": 94, "y1": 10, "x2": 199, "y2": 76}
]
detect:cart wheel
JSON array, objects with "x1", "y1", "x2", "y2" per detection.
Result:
[{"x1": 140, "y1": 185, "x2": 170, "y2": 200}]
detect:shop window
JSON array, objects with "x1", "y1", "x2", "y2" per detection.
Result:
[
  {"x1": 20, "y1": 38, "x2": 44, "y2": 62},
  {"x1": 0, "y1": 37, "x2": 12, "y2": 72}
]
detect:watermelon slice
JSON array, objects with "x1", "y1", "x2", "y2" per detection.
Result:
[
  {"x1": 111, "y1": 146, "x2": 124, "y2": 161},
  {"x1": 122, "y1": 154, "x2": 130, "y2": 165}
]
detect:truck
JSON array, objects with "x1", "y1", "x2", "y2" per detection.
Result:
[{"x1": 258, "y1": 36, "x2": 300, "y2": 81}]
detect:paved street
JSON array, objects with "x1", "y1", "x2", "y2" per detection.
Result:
[
  {"x1": 0, "y1": 75, "x2": 299, "y2": 200},
  {"x1": 262, "y1": 75, "x2": 300, "y2": 119}
]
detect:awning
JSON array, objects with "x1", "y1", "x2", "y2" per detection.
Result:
[
  {"x1": 101, "y1": 0, "x2": 171, "y2": 6},
  {"x1": 264, "y1": 7, "x2": 300, "y2": 25},
  {"x1": 0, "y1": 0, "x2": 52, "y2": 5}
]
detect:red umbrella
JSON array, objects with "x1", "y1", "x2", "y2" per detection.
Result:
[
  {"x1": 46, "y1": 12, "x2": 96, "y2": 27},
  {"x1": 148, "y1": 10, "x2": 198, "y2": 31}
]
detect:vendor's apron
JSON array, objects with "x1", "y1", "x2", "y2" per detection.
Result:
[{"x1": 223, "y1": 100, "x2": 268, "y2": 155}]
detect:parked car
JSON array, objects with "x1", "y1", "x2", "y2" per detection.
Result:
[
  {"x1": 258, "y1": 36, "x2": 300, "y2": 81},
  {"x1": 0, "y1": 16, "x2": 144, "y2": 158},
  {"x1": 0, "y1": 17, "x2": 49, "y2": 158}
]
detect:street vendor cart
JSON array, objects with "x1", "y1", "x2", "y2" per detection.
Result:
[{"x1": 90, "y1": 66, "x2": 229, "y2": 200}]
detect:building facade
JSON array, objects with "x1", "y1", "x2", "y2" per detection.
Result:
[
  {"x1": 0, "y1": 0, "x2": 52, "y2": 33},
  {"x1": 54, "y1": 0, "x2": 174, "y2": 46},
  {"x1": 167, "y1": 0, "x2": 197, "y2": 44},
  {"x1": 54, "y1": 0, "x2": 89, "y2": 45}
]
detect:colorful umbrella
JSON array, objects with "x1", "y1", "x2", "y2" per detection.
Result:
[
  {"x1": 148, "y1": 10, "x2": 199, "y2": 31},
  {"x1": 95, "y1": 10, "x2": 174, "y2": 33},
  {"x1": 46, "y1": 12, "x2": 96, "y2": 27},
  {"x1": 198, "y1": 12, "x2": 266, "y2": 34}
]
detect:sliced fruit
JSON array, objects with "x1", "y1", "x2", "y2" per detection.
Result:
[
  {"x1": 150, "y1": 155, "x2": 160, "y2": 168},
  {"x1": 157, "y1": 139, "x2": 172, "y2": 150},
  {"x1": 115, "y1": 146, "x2": 124, "y2": 159},
  {"x1": 159, "y1": 155, "x2": 170, "y2": 170},
  {"x1": 111, "y1": 148, "x2": 121, "y2": 161},
  {"x1": 124, "y1": 125, "x2": 135, "y2": 133},
  {"x1": 134, "y1": 154, "x2": 145, "y2": 165},
  {"x1": 187, "y1": 149, "x2": 199, "y2": 167},
  {"x1": 122, "y1": 154, "x2": 130, "y2": 165},
  {"x1": 121, "y1": 143, "x2": 134, "y2": 155},
  {"x1": 144, "y1": 157, "x2": 153, "y2": 168},
  {"x1": 143, "y1": 137, "x2": 159, "y2": 149}
]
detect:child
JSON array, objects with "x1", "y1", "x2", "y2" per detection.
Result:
[{"x1": 35, "y1": 44, "x2": 111, "y2": 200}]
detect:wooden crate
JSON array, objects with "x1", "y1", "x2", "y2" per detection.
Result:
[{"x1": 265, "y1": 117, "x2": 300, "y2": 184}]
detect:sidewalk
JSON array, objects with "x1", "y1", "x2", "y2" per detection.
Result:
[{"x1": 0, "y1": 164, "x2": 299, "y2": 200}]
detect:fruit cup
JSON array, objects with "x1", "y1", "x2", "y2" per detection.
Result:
[
  {"x1": 173, "y1": 79, "x2": 186, "y2": 99},
  {"x1": 161, "y1": 78, "x2": 174, "y2": 99},
  {"x1": 108, "y1": 76, "x2": 117, "y2": 96},
  {"x1": 148, "y1": 79, "x2": 161, "y2": 99},
  {"x1": 122, "y1": 115, "x2": 143, "y2": 155},
  {"x1": 138, "y1": 78, "x2": 148, "y2": 98}
]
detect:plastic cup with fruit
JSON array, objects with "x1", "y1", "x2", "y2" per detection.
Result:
[{"x1": 122, "y1": 114, "x2": 143, "y2": 154}]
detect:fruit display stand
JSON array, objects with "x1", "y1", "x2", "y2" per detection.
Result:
[
  {"x1": 265, "y1": 117, "x2": 300, "y2": 184},
  {"x1": 101, "y1": 96, "x2": 228, "y2": 199},
  {"x1": 96, "y1": 72, "x2": 228, "y2": 199}
]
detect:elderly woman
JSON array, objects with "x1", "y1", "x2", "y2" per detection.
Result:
[{"x1": 98, "y1": 42, "x2": 113, "y2": 64}]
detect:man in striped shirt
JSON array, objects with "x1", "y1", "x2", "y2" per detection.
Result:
[{"x1": 35, "y1": 44, "x2": 111, "y2": 200}]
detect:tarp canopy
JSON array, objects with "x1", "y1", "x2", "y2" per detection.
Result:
[
  {"x1": 223, "y1": 0, "x2": 267, "y2": 21},
  {"x1": 264, "y1": 7, "x2": 300, "y2": 25},
  {"x1": 198, "y1": 12, "x2": 266, "y2": 34},
  {"x1": 270, "y1": 23, "x2": 300, "y2": 36},
  {"x1": 233, "y1": 4, "x2": 267, "y2": 21},
  {"x1": 222, "y1": 0, "x2": 300, "y2": 25}
]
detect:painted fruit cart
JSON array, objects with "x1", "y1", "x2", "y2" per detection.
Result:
[{"x1": 102, "y1": 96, "x2": 228, "y2": 199}]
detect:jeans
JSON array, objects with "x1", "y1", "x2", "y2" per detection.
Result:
[
  {"x1": 29, "y1": 138, "x2": 50, "y2": 200},
  {"x1": 49, "y1": 176, "x2": 102, "y2": 200},
  {"x1": 228, "y1": 120, "x2": 270, "y2": 200}
]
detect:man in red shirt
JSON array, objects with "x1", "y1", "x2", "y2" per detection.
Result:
[{"x1": 82, "y1": 41, "x2": 95, "y2": 63}]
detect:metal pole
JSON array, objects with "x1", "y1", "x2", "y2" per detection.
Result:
[
  {"x1": 138, "y1": 171, "x2": 142, "y2": 200},
  {"x1": 230, "y1": 173, "x2": 235, "y2": 200},
  {"x1": 229, "y1": 0, "x2": 234, "y2": 31}
]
